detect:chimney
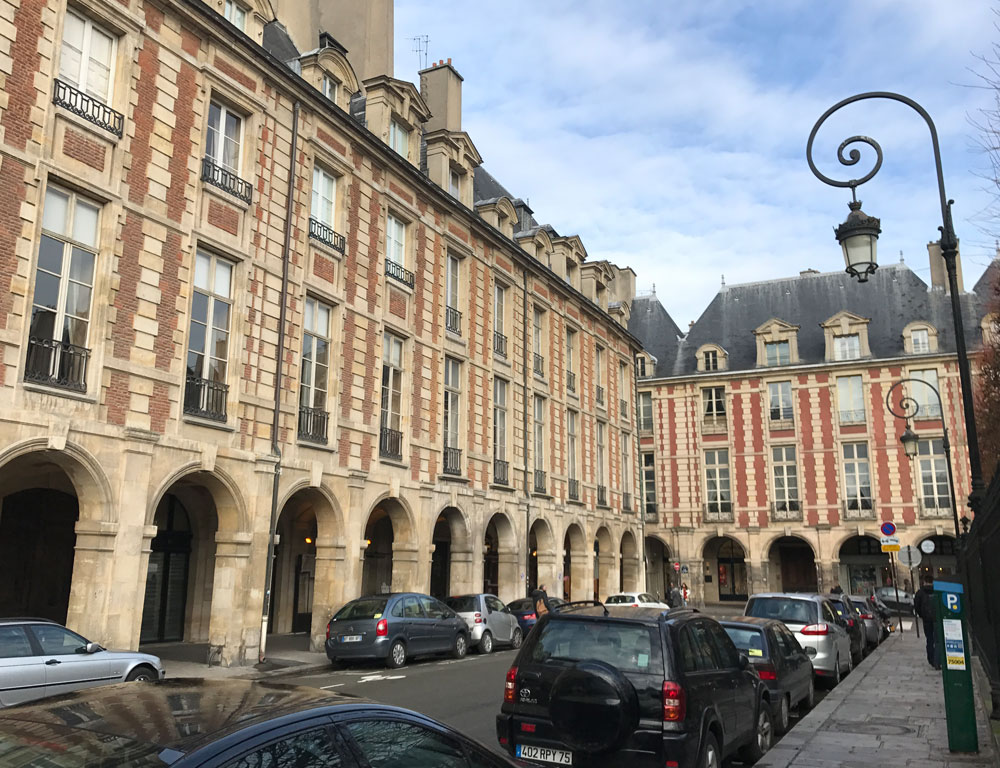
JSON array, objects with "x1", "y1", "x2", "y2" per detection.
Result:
[
  {"x1": 318, "y1": 0, "x2": 393, "y2": 82},
  {"x1": 420, "y1": 59, "x2": 463, "y2": 133},
  {"x1": 927, "y1": 241, "x2": 963, "y2": 293}
]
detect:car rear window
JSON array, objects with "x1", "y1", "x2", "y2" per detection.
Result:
[
  {"x1": 723, "y1": 626, "x2": 768, "y2": 658},
  {"x1": 507, "y1": 598, "x2": 532, "y2": 612},
  {"x1": 445, "y1": 596, "x2": 477, "y2": 612},
  {"x1": 605, "y1": 595, "x2": 634, "y2": 604},
  {"x1": 334, "y1": 597, "x2": 388, "y2": 620},
  {"x1": 851, "y1": 600, "x2": 868, "y2": 612},
  {"x1": 746, "y1": 597, "x2": 817, "y2": 625},
  {"x1": 526, "y1": 619, "x2": 664, "y2": 674}
]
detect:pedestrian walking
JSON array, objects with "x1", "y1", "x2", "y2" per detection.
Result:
[
  {"x1": 831, "y1": 583, "x2": 844, "y2": 595},
  {"x1": 668, "y1": 583, "x2": 684, "y2": 608},
  {"x1": 682, "y1": 582, "x2": 690, "y2": 604},
  {"x1": 913, "y1": 575, "x2": 939, "y2": 669},
  {"x1": 531, "y1": 588, "x2": 552, "y2": 618}
]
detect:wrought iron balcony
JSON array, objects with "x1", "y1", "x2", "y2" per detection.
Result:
[
  {"x1": 843, "y1": 498, "x2": 875, "y2": 520},
  {"x1": 24, "y1": 337, "x2": 90, "y2": 392},
  {"x1": 308, "y1": 217, "x2": 346, "y2": 253},
  {"x1": 201, "y1": 157, "x2": 252, "y2": 203},
  {"x1": 533, "y1": 353, "x2": 544, "y2": 377},
  {"x1": 534, "y1": 469, "x2": 547, "y2": 494},
  {"x1": 702, "y1": 415, "x2": 727, "y2": 434},
  {"x1": 493, "y1": 331, "x2": 507, "y2": 358},
  {"x1": 838, "y1": 409, "x2": 867, "y2": 425},
  {"x1": 183, "y1": 375, "x2": 228, "y2": 422},
  {"x1": 639, "y1": 416, "x2": 654, "y2": 433},
  {"x1": 620, "y1": 399, "x2": 628, "y2": 418},
  {"x1": 446, "y1": 306, "x2": 462, "y2": 335},
  {"x1": 567, "y1": 370, "x2": 576, "y2": 393},
  {"x1": 385, "y1": 259, "x2": 414, "y2": 288},
  {"x1": 379, "y1": 426, "x2": 403, "y2": 460},
  {"x1": 597, "y1": 485, "x2": 608, "y2": 507},
  {"x1": 596, "y1": 385, "x2": 605, "y2": 406},
  {"x1": 494, "y1": 458, "x2": 509, "y2": 486},
  {"x1": 298, "y1": 405, "x2": 328, "y2": 444},
  {"x1": 644, "y1": 502, "x2": 658, "y2": 523},
  {"x1": 771, "y1": 500, "x2": 802, "y2": 521},
  {"x1": 568, "y1": 478, "x2": 580, "y2": 501},
  {"x1": 443, "y1": 446, "x2": 462, "y2": 475},
  {"x1": 623, "y1": 492, "x2": 632, "y2": 512},
  {"x1": 52, "y1": 79, "x2": 124, "y2": 137},
  {"x1": 920, "y1": 498, "x2": 952, "y2": 518},
  {"x1": 704, "y1": 501, "x2": 733, "y2": 522},
  {"x1": 769, "y1": 407, "x2": 794, "y2": 423}
]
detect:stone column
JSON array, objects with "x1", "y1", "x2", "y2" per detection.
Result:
[
  {"x1": 597, "y1": 553, "x2": 615, "y2": 600},
  {"x1": 391, "y1": 542, "x2": 420, "y2": 592},
  {"x1": 208, "y1": 531, "x2": 253, "y2": 666},
  {"x1": 536, "y1": 551, "x2": 559, "y2": 598},
  {"x1": 450, "y1": 548, "x2": 475, "y2": 594},
  {"x1": 310, "y1": 537, "x2": 346, "y2": 652},
  {"x1": 65, "y1": 520, "x2": 119, "y2": 644},
  {"x1": 497, "y1": 549, "x2": 521, "y2": 603}
]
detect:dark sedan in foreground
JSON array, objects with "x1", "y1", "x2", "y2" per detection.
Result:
[{"x1": 0, "y1": 678, "x2": 518, "y2": 767}]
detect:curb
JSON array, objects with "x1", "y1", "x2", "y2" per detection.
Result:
[{"x1": 237, "y1": 659, "x2": 333, "y2": 681}]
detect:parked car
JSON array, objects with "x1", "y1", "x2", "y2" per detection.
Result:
[
  {"x1": 445, "y1": 593, "x2": 523, "y2": 654},
  {"x1": 849, "y1": 595, "x2": 882, "y2": 648},
  {"x1": 505, "y1": 596, "x2": 566, "y2": 635},
  {"x1": 325, "y1": 593, "x2": 469, "y2": 669},
  {"x1": 0, "y1": 678, "x2": 519, "y2": 767},
  {"x1": 0, "y1": 618, "x2": 164, "y2": 708},
  {"x1": 719, "y1": 617, "x2": 815, "y2": 734},
  {"x1": 497, "y1": 604, "x2": 773, "y2": 767},
  {"x1": 605, "y1": 591, "x2": 670, "y2": 609},
  {"x1": 874, "y1": 585, "x2": 914, "y2": 612},
  {"x1": 827, "y1": 593, "x2": 866, "y2": 662},
  {"x1": 744, "y1": 593, "x2": 852, "y2": 686},
  {"x1": 871, "y1": 594, "x2": 893, "y2": 637}
]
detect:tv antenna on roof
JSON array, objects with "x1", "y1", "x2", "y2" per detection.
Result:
[{"x1": 410, "y1": 35, "x2": 429, "y2": 71}]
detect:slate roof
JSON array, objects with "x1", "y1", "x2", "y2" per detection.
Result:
[
  {"x1": 262, "y1": 21, "x2": 300, "y2": 63},
  {"x1": 628, "y1": 294, "x2": 684, "y2": 373}
]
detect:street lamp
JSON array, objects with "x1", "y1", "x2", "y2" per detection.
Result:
[{"x1": 899, "y1": 424, "x2": 920, "y2": 460}]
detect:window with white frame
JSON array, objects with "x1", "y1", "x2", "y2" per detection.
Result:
[
  {"x1": 567, "y1": 410, "x2": 578, "y2": 482},
  {"x1": 911, "y1": 369, "x2": 942, "y2": 419},
  {"x1": 642, "y1": 452, "x2": 656, "y2": 514},
  {"x1": 494, "y1": 378, "x2": 507, "y2": 464},
  {"x1": 917, "y1": 438, "x2": 950, "y2": 510},
  {"x1": 380, "y1": 333, "x2": 404, "y2": 433},
  {"x1": 566, "y1": 328, "x2": 577, "y2": 390},
  {"x1": 595, "y1": 346, "x2": 605, "y2": 403},
  {"x1": 59, "y1": 10, "x2": 116, "y2": 104},
  {"x1": 311, "y1": 166, "x2": 336, "y2": 228},
  {"x1": 386, "y1": 214, "x2": 406, "y2": 266},
  {"x1": 833, "y1": 333, "x2": 861, "y2": 361},
  {"x1": 596, "y1": 421, "x2": 606, "y2": 491},
  {"x1": 389, "y1": 119, "x2": 409, "y2": 159},
  {"x1": 772, "y1": 446, "x2": 799, "y2": 513},
  {"x1": 702, "y1": 387, "x2": 726, "y2": 422},
  {"x1": 911, "y1": 328, "x2": 930, "y2": 354},
  {"x1": 224, "y1": 0, "x2": 248, "y2": 29},
  {"x1": 636, "y1": 356, "x2": 647, "y2": 378},
  {"x1": 206, "y1": 101, "x2": 243, "y2": 174},
  {"x1": 639, "y1": 391, "x2": 653, "y2": 431},
  {"x1": 704, "y1": 349, "x2": 719, "y2": 371},
  {"x1": 443, "y1": 357, "x2": 461, "y2": 450},
  {"x1": 837, "y1": 375, "x2": 866, "y2": 424},
  {"x1": 300, "y1": 297, "x2": 331, "y2": 412},
  {"x1": 449, "y1": 168, "x2": 461, "y2": 198},
  {"x1": 322, "y1": 75, "x2": 338, "y2": 102},
  {"x1": 768, "y1": 381, "x2": 793, "y2": 421},
  {"x1": 765, "y1": 341, "x2": 791, "y2": 366},
  {"x1": 533, "y1": 396, "x2": 545, "y2": 472},
  {"x1": 619, "y1": 362, "x2": 628, "y2": 415},
  {"x1": 843, "y1": 443, "x2": 872, "y2": 512},
  {"x1": 446, "y1": 254, "x2": 460, "y2": 333},
  {"x1": 494, "y1": 283, "x2": 507, "y2": 354},
  {"x1": 532, "y1": 307, "x2": 544, "y2": 375},
  {"x1": 187, "y1": 250, "x2": 233, "y2": 386},
  {"x1": 621, "y1": 431, "x2": 631, "y2": 498},
  {"x1": 704, "y1": 449, "x2": 732, "y2": 518}
]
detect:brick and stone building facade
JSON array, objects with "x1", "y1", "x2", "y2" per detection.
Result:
[
  {"x1": 631, "y1": 257, "x2": 998, "y2": 606},
  {"x1": 0, "y1": 0, "x2": 643, "y2": 664}
]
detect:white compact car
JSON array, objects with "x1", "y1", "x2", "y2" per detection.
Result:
[{"x1": 604, "y1": 591, "x2": 670, "y2": 609}]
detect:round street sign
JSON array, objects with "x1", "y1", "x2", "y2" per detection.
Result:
[
  {"x1": 880, "y1": 521, "x2": 897, "y2": 537},
  {"x1": 673, "y1": 561, "x2": 681, "y2": 572},
  {"x1": 920, "y1": 539, "x2": 936, "y2": 555},
  {"x1": 898, "y1": 545, "x2": 922, "y2": 569}
]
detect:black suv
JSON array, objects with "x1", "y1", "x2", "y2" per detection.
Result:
[{"x1": 496, "y1": 604, "x2": 772, "y2": 768}]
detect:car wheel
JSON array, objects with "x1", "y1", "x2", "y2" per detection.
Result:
[
  {"x1": 387, "y1": 640, "x2": 407, "y2": 669},
  {"x1": 511, "y1": 628, "x2": 523, "y2": 649},
  {"x1": 125, "y1": 666, "x2": 156, "y2": 682},
  {"x1": 739, "y1": 703, "x2": 773, "y2": 763},
  {"x1": 847, "y1": 650, "x2": 855, "y2": 674},
  {"x1": 452, "y1": 633, "x2": 467, "y2": 659},
  {"x1": 831, "y1": 655, "x2": 842, "y2": 687},
  {"x1": 775, "y1": 694, "x2": 790, "y2": 734},
  {"x1": 698, "y1": 731, "x2": 721, "y2": 768},
  {"x1": 800, "y1": 678, "x2": 816, "y2": 712},
  {"x1": 478, "y1": 631, "x2": 493, "y2": 655}
]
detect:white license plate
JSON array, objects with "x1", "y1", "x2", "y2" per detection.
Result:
[
  {"x1": 516, "y1": 745, "x2": 572, "y2": 765},
  {"x1": 340, "y1": 635, "x2": 362, "y2": 643}
]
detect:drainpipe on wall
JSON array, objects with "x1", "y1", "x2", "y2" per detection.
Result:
[
  {"x1": 260, "y1": 100, "x2": 300, "y2": 663},
  {"x1": 633, "y1": 353, "x2": 646, "y2": 592},
  {"x1": 522, "y1": 269, "x2": 531, "y2": 597}
]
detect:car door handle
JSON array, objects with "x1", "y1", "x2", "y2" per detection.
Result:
[{"x1": 45, "y1": 659, "x2": 61, "y2": 666}]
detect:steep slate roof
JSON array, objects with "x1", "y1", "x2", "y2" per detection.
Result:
[
  {"x1": 973, "y1": 256, "x2": 999, "y2": 302},
  {"x1": 628, "y1": 294, "x2": 684, "y2": 373},
  {"x1": 262, "y1": 21, "x2": 301, "y2": 63}
]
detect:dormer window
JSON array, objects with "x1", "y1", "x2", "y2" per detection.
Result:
[
  {"x1": 322, "y1": 75, "x2": 339, "y2": 102},
  {"x1": 903, "y1": 322, "x2": 938, "y2": 355},
  {"x1": 704, "y1": 350, "x2": 718, "y2": 371},
  {"x1": 765, "y1": 341, "x2": 790, "y2": 366},
  {"x1": 822, "y1": 311, "x2": 870, "y2": 362},
  {"x1": 833, "y1": 334, "x2": 861, "y2": 361},
  {"x1": 224, "y1": 0, "x2": 247, "y2": 30},
  {"x1": 754, "y1": 319, "x2": 799, "y2": 367},
  {"x1": 389, "y1": 119, "x2": 409, "y2": 159},
  {"x1": 911, "y1": 329, "x2": 929, "y2": 354},
  {"x1": 449, "y1": 167, "x2": 461, "y2": 198},
  {"x1": 696, "y1": 344, "x2": 727, "y2": 373}
]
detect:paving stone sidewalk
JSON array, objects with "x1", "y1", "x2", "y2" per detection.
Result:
[{"x1": 757, "y1": 629, "x2": 999, "y2": 767}]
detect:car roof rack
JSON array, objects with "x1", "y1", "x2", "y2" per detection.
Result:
[{"x1": 552, "y1": 599, "x2": 609, "y2": 616}]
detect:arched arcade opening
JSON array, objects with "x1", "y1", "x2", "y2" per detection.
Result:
[
  {"x1": 703, "y1": 536, "x2": 747, "y2": 602},
  {"x1": 767, "y1": 536, "x2": 817, "y2": 593}
]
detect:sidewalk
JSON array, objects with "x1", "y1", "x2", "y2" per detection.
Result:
[
  {"x1": 150, "y1": 634, "x2": 330, "y2": 681},
  {"x1": 758, "y1": 629, "x2": 999, "y2": 767}
]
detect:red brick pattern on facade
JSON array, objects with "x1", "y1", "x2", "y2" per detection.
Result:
[
  {"x1": 0, "y1": 158, "x2": 28, "y2": 330},
  {"x1": 818, "y1": 385, "x2": 839, "y2": 523},
  {"x1": 155, "y1": 231, "x2": 184, "y2": 370},
  {"x1": 63, "y1": 128, "x2": 106, "y2": 171},
  {"x1": 207, "y1": 199, "x2": 240, "y2": 235},
  {"x1": 112, "y1": 212, "x2": 144, "y2": 359},
  {"x1": 126, "y1": 33, "x2": 159, "y2": 205},
  {"x1": 150, "y1": 381, "x2": 170, "y2": 433},
  {"x1": 870, "y1": 379, "x2": 893, "y2": 523},
  {"x1": 316, "y1": 128, "x2": 347, "y2": 157},
  {"x1": 495, "y1": 254, "x2": 513, "y2": 275},
  {"x1": 447, "y1": 222, "x2": 469, "y2": 243},
  {"x1": 313, "y1": 252, "x2": 336, "y2": 283},
  {"x1": 751, "y1": 389, "x2": 767, "y2": 527},
  {"x1": 2, "y1": 0, "x2": 44, "y2": 152},
  {"x1": 214, "y1": 56, "x2": 257, "y2": 92},
  {"x1": 105, "y1": 371, "x2": 130, "y2": 426},
  {"x1": 388, "y1": 181, "x2": 413, "y2": 205}
]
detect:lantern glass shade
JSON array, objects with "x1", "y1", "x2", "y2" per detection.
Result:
[
  {"x1": 900, "y1": 426, "x2": 919, "y2": 458},
  {"x1": 834, "y1": 200, "x2": 881, "y2": 283}
]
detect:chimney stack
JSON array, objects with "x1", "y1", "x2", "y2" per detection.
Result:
[
  {"x1": 420, "y1": 59, "x2": 463, "y2": 134},
  {"x1": 927, "y1": 241, "x2": 963, "y2": 293}
]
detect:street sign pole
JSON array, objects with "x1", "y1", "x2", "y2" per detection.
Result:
[
  {"x1": 935, "y1": 580, "x2": 978, "y2": 753},
  {"x1": 890, "y1": 552, "x2": 904, "y2": 634}
]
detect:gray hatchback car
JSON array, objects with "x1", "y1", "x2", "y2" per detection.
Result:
[
  {"x1": 0, "y1": 618, "x2": 164, "y2": 707},
  {"x1": 445, "y1": 594, "x2": 523, "y2": 654}
]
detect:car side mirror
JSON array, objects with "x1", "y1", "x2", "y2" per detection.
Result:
[
  {"x1": 739, "y1": 653, "x2": 750, "y2": 670},
  {"x1": 84, "y1": 642, "x2": 102, "y2": 654}
]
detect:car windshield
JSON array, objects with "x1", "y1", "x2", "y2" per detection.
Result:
[
  {"x1": 851, "y1": 601, "x2": 869, "y2": 612},
  {"x1": 507, "y1": 599, "x2": 532, "y2": 612},
  {"x1": 605, "y1": 595, "x2": 635, "y2": 604},
  {"x1": 723, "y1": 627, "x2": 768, "y2": 658},
  {"x1": 746, "y1": 597, "x2": 818, "y2": 625},
  {"x1": 528, "y1": 619, "x2": 664, "y2": 674},
  {"x1": 444, "y1": 596, "x2": 477, "y2": 612},
  {"x1": 0, "y1": 719, "x2": 165, "y2": 767},
  {"x1": 334, "y1": 597, "x2": 388, "y2": 620}
]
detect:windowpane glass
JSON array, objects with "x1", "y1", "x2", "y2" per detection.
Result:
[
  {"x1": 38, "y1": 236, "x2": 64, "y2": 275},
  {"x1": 214, "y1": 259, "x2": 233, "y2": 298},
  {"x1": 60, "y1": 13, "x2": 86, "y2": 85},
  {"x1": 72, "y1": 201, "x2": 100, "y2": 247},
  {"x1": 195, "y1": 252, "x2": 211, "y2": 290},
  {"x1": 34, "y1": 271, "x2": 61, "y2": 311},
  {"x1": 43, "y1": 188, "x2": 70, "y2": 236},
  {"x1": 69, "y1": 247, "x2": 95, "y2": 284}
]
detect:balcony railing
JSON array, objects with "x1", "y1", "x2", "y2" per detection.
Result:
[
  {"x1": 567, "y1": 370, "x2": 576, "y2": 393},
  {"x1": 379, "y1": 426, "x2": 403, "y2": 460},
  {"x1": 597, "y1": 485, "x2": 608, "y2": 507},
  {"x1": 493, "y1": 331, "x2": 507, "y2": 357},
  {"x1": 201, "y1": 157, "x2": 252, "y2": 203},
  {"x1": 644, "y1": 502, "x2": 658, "y2": 523},
  {"x1": 308, "y1": 217, "x2": 346, "y2": 253},
  {"x1": 843, "y1": 498, "x2": 875, "y2": 520},
  {"x1": 704, "y1": 501, "x2": 733, "y2": 522},
  {"x1": 24, "y1": 337, "x2": 90, "y2": 392},
  {"x1": 620, "y1": 399, "x2": 628, "y2": 418},
  {"x1": 771, "y1": 500, "x2": 802, "y2": 521},
  {"x1": 298, "y1": 405, "x2": 328, "y2": 444},
  {"x1": 702, "y1": 416, "x2": 727, "y2": 434},
  {"x1": 446, "y1": 306, "x2": 462, "y2": 335},
  {"x1": 838, "y1": 409, "x2": 867, "y2": 425},
  {"x1": 596, "y1": 385, "x2": 605, "y2": 406},
  {"x1": 639, "y1": 417, "x2": 654, "y2": 433},
  {"x1": 623, "y1": 491, "x2": 632, "y2": 512},
  {"x1": 494, "y1": 458, "x2": 509, "y2": 486},
  {"x1": 568, "y1": 478, "x2": 580, "y2": 501},
  {"x1": 920, "y1": 498, "x2": 952, "y2": 518},
  {"x1": 385, "y1": 259, "x2": 414, "y2": 288},
  {"x1": 183, "y1": 375, "x2": 228, "y2": 422},
  {"x1": 534, "y1": 469, "x2": 547, "y2": 494},
  {"x1": 52, "y1": 79, "x2": 124, "y2": 137},
  {"x1": 533, "y1": 353, "x2": 544, "y2": 377},
  {"x1": 769, "y1": 407, "x2": 794, "y2": 422},
  {"x1": 443, "y1": 446, "x2": 462, "y2": 475}
]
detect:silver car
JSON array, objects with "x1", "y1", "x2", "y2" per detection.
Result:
[
  {"x1": 445, "y1": 594, "x2": 522, "y2": 654},
  {"x1": 0, "y1": 618, "x2": 164, "y2": 707},
  {"x1": 848, "y1": 595, "x2": 882, "y2": 648},
  {"x1": 744, "y1": 593, "x2": 852, "y2": 686}
]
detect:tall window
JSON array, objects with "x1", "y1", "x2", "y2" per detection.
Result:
[
  {"x1": 837, "y1": 375, "x2": 866, "y2": 424},
  {"x1": 566, "y1": 329, "x2": 576, "y2": 376},
  {"x1": 619, "y1": 362, "x2": 628, "y2": 415},
  {"x1": 493, "y1": 378, "x2": 507, "y2": 463},
  {"x1": 386, "y1": 214, "x2": 406, "y2": 267},
  {"x1": 493, "y1": 283, "x2": 507, "y2": 357},
  {"x1": 843, "y1": 443, "x2": 872, "y2": 513},
  {"x1": 765, "y1": 341, "x2": 790, "y2": 366},
  {"x1": 446, "y1": 254, "x2": 460, "y2": 334},
  {"x1": 224, "y1": 0, "x2": 248, "y2": 29},
  {"x1": 772, "y1": 446, "x2": 799, "y2": 513},
  {"x1": 639, "y1": 391, "x2": 653, "y2": 431},
  {"x1": 642, "y1": 452, "x2": 656, "y2": 514},
  {"x1": 917, "y1": 438, "x2": 950, "y2": 510},
  {"x1": 704, "y1": 350, "x2": 719, "y2": 371},
  {"x1": 621, "y1": 431, "x2": 631, "y2": 498},
  {"x1": 449, "y1": 168, "x2": 461, "y2": 198},
  {"x1": 911, "y1": 369, "x2": 942, "y2": 418},
  {"x1": 636, "y1": 356, "x2": 647, "y2": 378},
  {"x1": 322, "y1": 75, "x2": 338, "y2": 102},
  {"x1": 300, "y1": 297, "x2": 331, "y2": 412},
  {"x1": 595, "y1": 346, "x2": 604, "y2": 394},
  {"x1": 185, "y1": 251, "x2": 233, "y2": 419},
  {"x1": 596, "y1": 422, "x2": 606, "y2": 491},
  {"x1": 443, "y1": 357, "x2": 461, "y2": 450},
  {"x1": 389, "y1": 119, "x2": 409, "y2": 159},
  {"x1": 381, "y1": 334, "x2": 404, "y2": 433},
  {"x1": 206, "y1": 101, "x2": 242, "y2": 174},
  {"x1": 768, "y1": 381, "x2": 793, "y2": 421},
  {"x1": 704, "y1": 449, "x2": 731, "y2": 518},
  {"x1": 702, "y1": 387, "x2": 726, "y2": 421},
  {"x1": 567, "y1": 410, "x2": 578, "y2": 482},
  {"x1": 311, "y1": 166, "x2": 336, "y2": 227},
  {"x1": 533, "y1": 396, "x2": 545, "y2": 471},
  {"x1": 911, "y1": 328, "x2": 930, "y2": 354},
  {"x1": 533, "y1": 307, "x2": 544, "y2": 376},
  {"x1": 60, "y1": 10, "x2": 116, "y2": 104},
  {"x1": 833, "y1": 333, "x2": 861, "y2": 361}
]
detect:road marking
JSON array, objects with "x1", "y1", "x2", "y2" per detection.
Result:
[
  {"x1": 320, "y1": 683, "x2": 345, "y2": 689},
  {"x1": 357, "y1": 674, "x2": 406, "y2": 683}
]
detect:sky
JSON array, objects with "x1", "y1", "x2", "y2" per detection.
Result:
[{"x1": 392, "y1": 1, "x2": 1000, "y2": 327}]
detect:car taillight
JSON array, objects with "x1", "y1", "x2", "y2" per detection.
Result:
[
  {"x1": 326, "y1": 622, "x2": 331, "y2": 640},
  {"x1": 474, "y1": 612, "x2": 483, "y2": 624},
  {"x1": 755, "y1": 663, "x2": 777, "y2": 681},
  {"x1": 520, "y1": 723, "x2": 536, "y2": 733},
  {"x1": 376, "y1": 618, "x2": 388, "y2": 637},
  {"x1": 847, "y1": 618, "x2": 855, "y2": 628},
  {"x1": 801, "y1": 623, "x2": 829, "y2": 636},
  {"x1": 524, "y1": 613, "x2": 536, "y2": 621},
  {"x1": 632, "y1": 603, "x2": 639, "y2": 607},
  {"x1": 860, "y1": 613, "x2": 873, "y2": 620},
  {"x1": 662, "y1": 681, "x2": 686, "y2": 722},
  {"x1": 505, "y1": 666, "x2": 517, "y2": 703}
]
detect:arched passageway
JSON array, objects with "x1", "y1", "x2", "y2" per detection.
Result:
[
  {"x1": 430, "y1": 506, "x2": 470, "y2": 598},
  {"x1": 563, "y1": 524, "x2": 586, "y2": 601},
  {"x1": 837, "y1": 535, "x2": 890, "y2": 594},
  {"x1": 484, "y1": 513, "x2": 517, "y2": 601},
  {"x1": 644, "y1": 537, "x2": 672, "y2": 601},
  {"x1": 270, "y1": 496, "x2": 318, "y2": 635},
  {"x1": 528, "y1": 519, "x2": 556, "y2": 594},
  {"x1": 362, "y1": 498, "x2": 416, "y2": 595},
  {"x1": 703, "y1": 536, "x2": 747, "y2": 602},
  {"x1": 620, "y1": 530, "x2": 639, "y2": 592},
  {"x1": 768, "y1": 536, "x2": 817, "y2": 592},
  {"x1": 594, "y1": 527, "x2": 613, "y2": 600}
]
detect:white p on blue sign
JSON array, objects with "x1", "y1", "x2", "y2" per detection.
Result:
[
  {"x1": 934, "y1": 581, "x2": 964, "y2": 614},
  {"x1": 944, "y1": 593, "x2": 961, "y2": 613}
]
